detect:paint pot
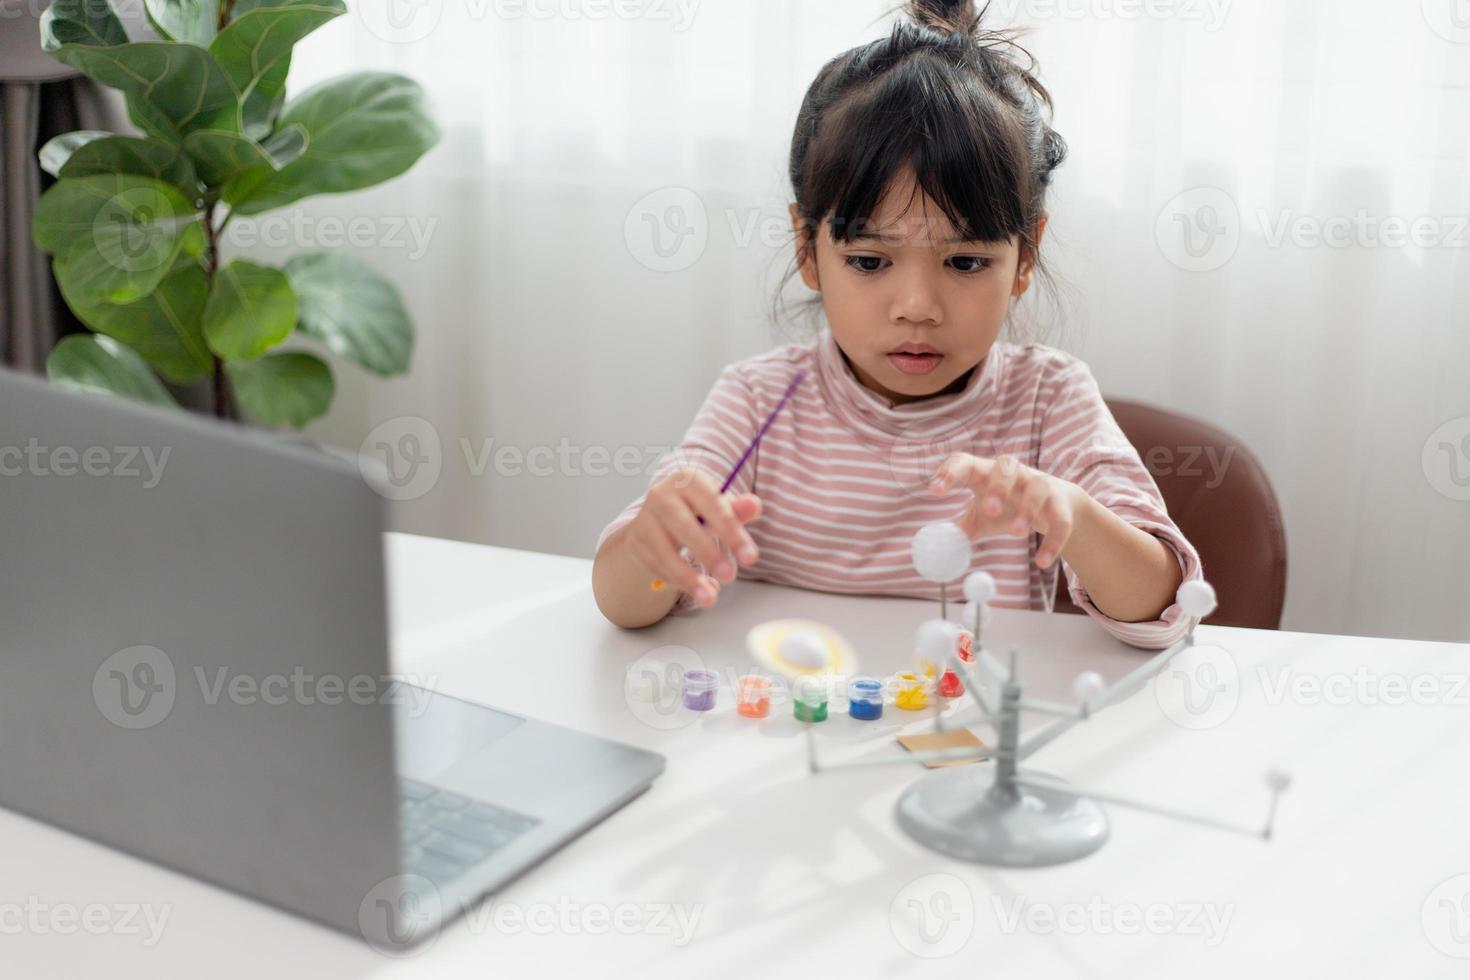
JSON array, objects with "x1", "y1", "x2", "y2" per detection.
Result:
[
  {"x1": 894, "y1": 672, "x2": 929, "y2": 711},
  {"x1": 793, "y1": 675, "x2": 829, "y2": 722},
  {"x1": 736, "y1": 675, "x2": 771, "y2": 718},
  {"x1": 682, "y1": 669, "x2": 718, "y2": 711},
  {"x1": 848, "y1": 676, "x2": 884, "y2": 720}
]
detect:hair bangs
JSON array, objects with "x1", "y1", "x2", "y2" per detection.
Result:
[{"x1": 800, "y1": 49, "x2": 1036, "y2": 250}]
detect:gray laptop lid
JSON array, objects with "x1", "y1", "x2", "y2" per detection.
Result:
[{"x1": 0, "y1": 368, "x2": 402, "y2": 936}]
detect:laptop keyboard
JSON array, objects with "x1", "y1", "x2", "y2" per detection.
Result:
[{"x1": 398, "y1": 778, "x2": 540, "y2": 885}]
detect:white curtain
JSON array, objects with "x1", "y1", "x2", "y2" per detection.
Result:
[{"x1": 246, "y1": 0, "x2": 1469, "y2": 642}]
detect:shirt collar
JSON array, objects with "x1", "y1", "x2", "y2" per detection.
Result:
[{"x1": 813, "y1": 327, "x2": 1005, "y2": 440}]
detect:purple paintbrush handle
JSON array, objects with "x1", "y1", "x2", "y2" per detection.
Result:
[{"x1": 692, "y1": 369, "x2": 807, "y2": 526}]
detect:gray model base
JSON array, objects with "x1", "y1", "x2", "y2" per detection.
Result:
[{"x1": 894, "y1": 765, "x2": 1109, "y2": 867}]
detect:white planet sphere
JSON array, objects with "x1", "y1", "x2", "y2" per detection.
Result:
[
  {"x1": 911, "y1": 521, "x2": 972, "y2": 583},
  {"x1": 1072, "y1": 671, "x2": 1105, "y2": 704},
  {"x1": 915, "y1": 619, "x2": 957, "y2": 663},
  {"x1": 779, "y1": 630, "x2": 829, "y2": 669},
  {"x1": 1176, "y1": 579, "x2": 1218, "y2": 618},
  {"x1": 963, "y1": 570, "x2": 997, "y2": 604}
]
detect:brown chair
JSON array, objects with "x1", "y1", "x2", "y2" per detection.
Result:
[{"x1": 1053, "y1": 399, "x2": 1288, "y2": 629}]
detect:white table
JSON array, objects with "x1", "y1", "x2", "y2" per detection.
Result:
[{"x1": 5, "y1": 532, "x2": 1468, "y2": 978}]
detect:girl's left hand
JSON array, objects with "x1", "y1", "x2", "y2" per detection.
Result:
[{"x1": 929, "y1": 453, "x2": 1084, "y2": 570}]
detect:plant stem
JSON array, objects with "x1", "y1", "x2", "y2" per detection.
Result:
[
  {"x1": 213, "y1": 358, "x2": 229, "y2": 418},
  {"x1": 218, "y1": 0, "x2": 237, "y2": 32},
  {"x1": 203, "y1": 202, "x2": 230, "y2": 421}
]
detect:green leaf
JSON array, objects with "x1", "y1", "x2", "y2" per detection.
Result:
[
  {"x1": 229, "y1": 0, "x2": 306, "y2": 16},
  {"x1": 54, "y1": 231, "x2": 187, "y2": 309},
  {"x1": 43, "y1": 41, "x2": 240, "y2": 137},
  {"x1": 284, "y1": 251, "x2": 412, "y2": 375},
  {"x1": 46, "y1": 335, "x2": 180, "y2": 409},
  {"x1": 226, "y1": 351, "x2": 333, "y2": 428},
  {"x1": 38, "y1": 0, "x2": 129, "y2": 49},
  {"x1": 203, "y1": 259, "x2": 297, "y2": 359},
  {"x1": 225, "y1": 127, "x2": 306, "y2": 201},
  {"x1": 182, "y1": 125, "x2": 306, "y2": 203},
  {"x1": 144, "y1": 0, "x2": 219, "y2": 45},
  {"x1": 163, "y1": 248, "x2": 205, "y2": 278},
  {"x1": 33, "y1": 174, "x2": 174, "y2": 254},
  {"x1": 210, "y1": 0, "x2": 343, "y2": 97},
  {"x1": 38, "y1": 0, "x2": 231, "y2": 139},
  {"x1": 54, "y1": 262, "x2": 212, "y2": 384},
  {"x1": 33, "y1": 174, "x2": 197, "y2": 255},
  {"x1": 34, "y1": 174, "x2": 204, "y2": 306},
  {"x1": 126, "y1": 94, "x2": 183, "y2": 144},
  {"x1": 43, "y1": 133, "x2": 200, "y2": 194},
  {"x1": 241, "y1": 53, "x2": 291, "y2": 141},
  {"x1": 38, "y1": 131, "x2": 108, "y2": 178},
  {"x1": 232, "y1": 72, "x2": 439, "y2": 216}
]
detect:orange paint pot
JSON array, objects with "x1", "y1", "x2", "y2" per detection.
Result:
[{"x1": 736, "y1": 675, "x2": 772, "y2": 718}]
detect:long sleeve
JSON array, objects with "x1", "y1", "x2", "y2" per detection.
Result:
[
  {"x1": 1036, "y1": 357, "x2": 1205, "y2": 650},
  {"x1": 596, "y1": 364, "x2": 762, "y2": 615}
]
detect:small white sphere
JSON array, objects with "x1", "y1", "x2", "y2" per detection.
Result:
[
  {"x1": 1176, "y1": 579, "x2": 1218, "y2": 618},
  {"x1": 1265, "y1": 768, "x2": 1292, "y2": 793},
  {"x1": 915, "y1": 619, "x2": 957, "y2": 664},
  {"x1": 779, "y1": 630, "x2": 829, "y2": 669},
  {"x1": 911, "y1": 521, "x2": 972, "y2": 583},
  {"x1": 1072, "y1": 671, "x2": 1105, "y2": 704},
  {"x1": 963, "y1": 570, "x2": 997, "y2": 605}
]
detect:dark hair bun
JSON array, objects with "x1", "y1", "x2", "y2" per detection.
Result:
[
  {"x1": 904, "y1": 0, "x2": 1053, "y2": 116},
  {"x1": 905, "y1": 0, "x2": 981, "y2": 36}
]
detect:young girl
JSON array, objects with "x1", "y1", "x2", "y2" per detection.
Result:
[{"x1": 592, "y1": 0, "x2": 1202, "y2": 650}]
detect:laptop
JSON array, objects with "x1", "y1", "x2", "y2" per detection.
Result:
[{"x1": 0, "y1": 367, "x2": 665, "y2": 952}]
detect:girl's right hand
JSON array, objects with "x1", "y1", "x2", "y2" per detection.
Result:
[{"x1": 625, "y1": 467, "x2": 762, "y2": 608}]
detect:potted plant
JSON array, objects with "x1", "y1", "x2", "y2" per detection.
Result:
[{"x1": 31, "y1": 0, "x2": 438, "y2": 428}]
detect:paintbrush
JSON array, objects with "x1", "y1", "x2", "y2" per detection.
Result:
[{"x1": 651, "y1": 369, "x2": 807, "y2": 591}]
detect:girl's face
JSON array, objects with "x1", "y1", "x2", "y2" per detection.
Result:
[{"x1": 790, "y1": 168, "x2": 1046, "y2": 406}]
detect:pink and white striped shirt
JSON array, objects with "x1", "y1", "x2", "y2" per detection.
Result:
[{"x1": 598, "y1": 328, "x2": 1204, "y2": 649}]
